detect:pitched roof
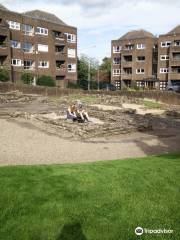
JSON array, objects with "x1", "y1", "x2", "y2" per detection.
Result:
[
  {"x1": 23, "y1": 10, "x2": 67, "y2": 26},
  {"x1": 167, "y1": 25, "x2": 180, "y2": 35},
  {"x1": 0, "y1": 4, "x2": 9, "y2": 11},
  {"x1": 119, "y1": 29, "x2": 155, "y2": 40}
]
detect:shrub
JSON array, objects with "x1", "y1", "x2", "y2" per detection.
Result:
[
  {"x1": 37, "y1": 75, "x2": 55, "y2": 87},
  {"x1": 0, "y1": 69, "x2": 9, "y2": 82},
  {"x1": 21, "y1": 72, "x2": 34, "y2": 85},
  {"x1": 67, "y1": 82, "x2": 81, "y2": 89}
]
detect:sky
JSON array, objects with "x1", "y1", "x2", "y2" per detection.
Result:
[{"x1": 1, "y1": 0, "x2": 180, "y2": 62}]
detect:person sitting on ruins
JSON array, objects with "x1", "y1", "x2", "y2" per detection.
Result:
[
  {"x1": 67, "y1": 103, "x2": 78, "y2": 121},
  {"x1": 76, "y1": 101, "x2": 90, "y2": 123}
]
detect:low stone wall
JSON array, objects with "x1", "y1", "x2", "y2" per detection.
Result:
[{"x1": 0, "y1": 82, "x2": 180, "y2": 105}]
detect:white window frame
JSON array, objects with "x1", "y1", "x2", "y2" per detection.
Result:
[
  {"x1": 65, "y1": 33, "x2": 76, "y2": 43},
  {"x1": 137, "y1": 43, "x2": 146, "y2": 49},
  {"x1": 136, "y1": 69, "x2": 145, "y2": 74},
  {"x1": 160, "y1": 55, "x2": 169, "y2": 61},
  {"x1": 7, "y1": 21, "x2": 20, "y2": 30},
  {"x1": 22, "y1": 42, "x2": 34, "y2": 53},
  {"x1": 161, "y1": 41, "x2": 171, "y2": 48},
  {"x1": 11, "y1": 59, "x2": 21, "y2": 66},
  {"x1": 22, "y1": 24, "x2": 34, "y2": 36},
  {"x1": 68, "y1": 48, "x2": 76, "y2": 58},
  {"x1": 36, "y1": 27, "x2": 48, "y2": 36},
  {"x1": 113, "y1": 69, "x2": 121, "y2": 76},
  {"x1": 10, "y1": 40, "x2": 21, "y2": 49},
  {"x1": 113, "y1": 46, "x2": 121, "y2": 53},
  {"x1": 68, "y1": 64, "x2": 76, "y2": 72},
  {"x1": 174, "y1": 41, "x2": 180, "y2": 46},
  {"x1": 37, "y1": 44, "x2": 48, "y2": 52},
  {"x1": 160, "y1": 68, "x2": 169, "y2": 73},
  {"x1": 38, "y1": 61, "x2": 49, "y2": 69}
]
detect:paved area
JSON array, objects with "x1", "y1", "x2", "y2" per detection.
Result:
[{"x1": 0, "y1": 118, "x2": 180, "y2": 166}]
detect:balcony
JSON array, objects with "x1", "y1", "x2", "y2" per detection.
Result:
[
  {"x1": 0, "y1": 44, "x2": 8, "y2": 56},
  {"x1": 170, "y1": 59, "x2": 180, "y2": 66},
  {"x1": 53, "y1": 31, "x2": 66, "y2": 42},
  {"x1": 0, "y1": 56, "x2": 7, "y2": 66},
  {"x1": 169, "y1": 73, "x2": 180, "y2": 80},
  {"x1": 55, "y1": 45, "x2": 66, "y2": 60},
  {"x1": 56, "y1": 61, "x2": 66, "y2": 76}
]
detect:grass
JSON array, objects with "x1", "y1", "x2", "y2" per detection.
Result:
[
  {"x1": 143, "y1": 100, "x2": 163, "y2": 109},
  {"x1": 68, "y1": 94, "x2": 98, "y2": 104},
  {"x1": 0, "y1": 153, "x2": 179, "y2": 240}
]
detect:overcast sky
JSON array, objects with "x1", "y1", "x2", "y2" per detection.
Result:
[{"x1": 1, "y1": 0, "x2": 180, "y2": 62}]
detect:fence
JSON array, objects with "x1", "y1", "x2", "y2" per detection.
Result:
[{"x1": 0, "y1": 82, "x2": 180, "y2": 105}]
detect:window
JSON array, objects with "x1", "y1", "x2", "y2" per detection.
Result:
[
  {"x1": 11, "y1": 40, "x2": 21, "y2": 48},
  {"x1": 7, "y1": 21, "x2": 20, "y2": 30},
  {"x1": 113, "y1": 46, "x2": 121, "y2": 53},
  {"x1": 137, "y1": 44, "x2": 146, "y2": 49},
  {"x1": 123, "y1": 68, "x2": 132, "y2": 74},
  {"x1": 160, "y1": 68, "x2": 169, "y2": 73},
  {"x1": 24, "y1": 60, "x2": 34, "y2": 70},
  {"x1": 68, "y1": 48, "x2": 76, "y2": 58},
  {"x1": 113, "y1": 57, "x2": 120, "y2": 65},
  {"x1": 174, "y1": 40, "x2": 180, "y2": 46},
  {"x1": 65, "y1": 33, "x2": 76, "y2": 43},
  {"x1": 137, "y1": 56, "x2": 145, "y2": 61},
  {"x1": 22, "y1": 42, "x2": 34, "y2": 53},
  {"x1": 113, "y1": 69, "x2": 121, "y2": 76},
  {"x1": 136, "y1": 69, "x2": 145, "y2": 74},
  {"x1": 160, "y1": 81, "x2": 168, "y2": 90},
  {"x1": 11, "y1": 59, "x2": 21, "y2": 66},
  {"x1": 38, "y1": 61, "x2": 49, "y2": 68},
  {"x1": 173, "y1": 53, "x2": 180, "y2": 60},
  {"x1": 38, "y1": 44, "x2": 48, "y2": 52},
  {"x1": 160, "y1": 55, "x2": 169, "y2": 61},
  {"x1": 115, "y1": 80, "x2": 121, "y2": 89},
  {"x1": 161, "y1": 41, "x2": 171, "y2": 47},
  {"x1": 36, "y1": 27, "x2": 48, "y2": 35},
  {"x1": 68, "y1": 64, "x2": 76, "y2": 72},
  {"x1": 22, "y1": 24, "x2": 34, "y2": 36},
  {"x1": 125, "y1": 44, "x2": 134, "y2": 50}
]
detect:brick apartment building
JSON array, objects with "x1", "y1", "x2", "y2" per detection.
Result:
[
  {"x1": 111, "y1": 30, "x2": 158, "y2": 90},
  {"x1": 158, "y1": 25, "x2": 180, "y2": 90},
  {"x1": 0, "y1": 4, "x2": 77, "y2": 87},
  {"x1": 111, "y1": 26, "x2": 180, "y2": 90}
]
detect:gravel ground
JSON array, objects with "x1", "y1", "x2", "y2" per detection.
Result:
[{"x1": 0, "y1": 118, "x2": 180, "y2": 166}]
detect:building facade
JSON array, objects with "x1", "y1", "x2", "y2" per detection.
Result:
[
  {"x1": 158, "y1": 26, "x2": 180, "y2": 90},
  {"x1": 0, "y1": 4, "x2": 77, "y2": 87},
  {"x1": 111, "y1": 30, "x2": 158, "y2": 90}
]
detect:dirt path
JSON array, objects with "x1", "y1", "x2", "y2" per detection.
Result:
[
  {"x1": 91, "y1": 103, "x2": 165, "y2": 115},
  {"x1": 0, "y1": 118, "x2": 179, "y2": 166}
]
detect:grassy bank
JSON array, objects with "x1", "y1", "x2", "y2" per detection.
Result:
[{"x1": 0, "y1": 154, "x2": 179, "y2": 240}]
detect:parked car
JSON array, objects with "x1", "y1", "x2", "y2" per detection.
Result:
[
  {"x1": 166, "y1": 81, "x2": 180, "y2": 93},
  {"x1": 101, "y1": 83, "x2": 117, "y2": 91}
]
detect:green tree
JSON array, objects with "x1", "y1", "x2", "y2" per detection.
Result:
[
  {"x1": 21, "y1": 72, "x2": 33, "y2": 85},
  {"x1": 37, "y1": 75, "x2": 55, "y2": 87},
  {"x1": 77, "y1": 55, "x2": 98, "y2": 90},
  {"x1": 0, "y1": 69, "x2": 9, "y2": 82},
  {"x1": 99, "y1": 57, "x2": 111, "y2": 76}
]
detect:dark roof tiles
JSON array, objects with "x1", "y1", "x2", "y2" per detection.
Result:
[
  {"x1": 167, "y1": 25, "x2": 180, "y2": 35},
  {"x1": 23, "y1": 10, "x2": 67, "y2": 26},
  {"x1": 119, "y1": 29, "x2": 155, "y2": 40}
]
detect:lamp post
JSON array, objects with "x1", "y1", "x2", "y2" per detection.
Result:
[{"x1": 78, "y1": 45, "x2": 96, "y2": 91}]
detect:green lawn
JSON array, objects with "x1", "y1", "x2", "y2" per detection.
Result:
[
  {"x1": 0, "y1": 154, "x2": 179, "y2": 240},
  {"x1": 143, "y1": 100, "x2": 163, "y2": 109}
]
